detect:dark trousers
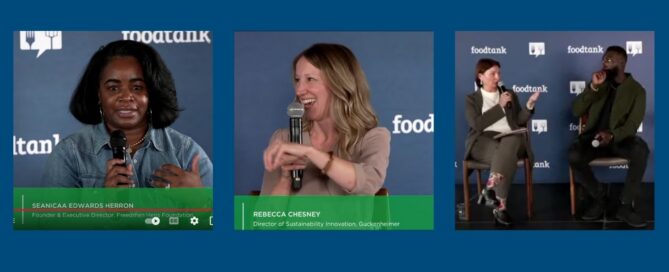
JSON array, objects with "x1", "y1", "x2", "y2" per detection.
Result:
[
  {"x1": 470, "y1": 133, "x2": 524, "y2": 199},
  {"x1": 568, "y1": 135, "x2": 649, "y2": 204}
]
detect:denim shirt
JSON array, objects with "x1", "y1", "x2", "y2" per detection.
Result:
[{"x1": 41, "y1": 123, "x2": 213, "y2": 188}]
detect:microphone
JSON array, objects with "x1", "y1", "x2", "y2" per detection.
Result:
[
  {"x1": 497, "y1": 81, "x2": 512, "y2": 109},
  {"x1": 591, "y1": 137, "x2": 601, "y2": 148},
  {"x1": 592, "y1": 133, "x2": 604, "y2": 148},
  {"x1": 110, "y1": 130, "x2": 127, "y2": 165},
  {"x1": 287, "y1": 101, "x2": 305, "y2": 190}
]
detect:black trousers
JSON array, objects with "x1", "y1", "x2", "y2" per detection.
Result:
[{"x1": 568, "y1": 135, "x2": 649, "y2": 204}]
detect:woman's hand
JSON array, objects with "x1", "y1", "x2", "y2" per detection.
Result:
[
  {"x1": 499, "y1": 91, "x2": 512, "y2": 108},
  {"x1": 262, "y1": 139, "x2": 309, "y2": 195},
  {"x1": 527, "y1": 91, "x2": 541, "y2": 109},
  {"x1": 104, "y1": 159, "x2": 135, "y2": 188},
  {"x1": 152, "y1": 154, "x2": 203, "y2": 188},
  {"x1": 263, "y1": 139, "x2": 309, "y2": 172},
  {"x1": 263, "y1": 138, "x2": 358, "y2": 193}
]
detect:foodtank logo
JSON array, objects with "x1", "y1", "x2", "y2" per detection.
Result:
[
  {"x1": 122, "y1": 31, "x2": 211, "y2": 44},
  {"x1": 534, "y1": 160, "x2": 551, "y2": 169},
  {"x1": 567, "y1": 45, "x2": 604, "y2": 54},
  {"x1": 19, "y1": 31, "x2": 62, "y2": 58},
  {"x1": 532, "y1": 119, "x2": 548, "y2": 134},
  {"x1": 626, "y1": 41, "x2": 643, "y2": 56},
  {"x1": 570, "y1": 81, "x2": 586, "y2": 95},
  {"x1": 392, "y1": 114, "x2": 434, "y2": 134},
  {"x1": 13, "y1": 134, "x2": 61, "y2": 156},
  {"x1": 528, "y1": 42, "x2": 545, "y2": 57},
  {"x1": 470, "y1": 45, "x2": 507, "y2": 55},
  {"x1": 569, "y1": 122, "x2": 580, "y2": 132},
  {"x1": 512, "y1": 84, "x2": 548, "y2": 93}
]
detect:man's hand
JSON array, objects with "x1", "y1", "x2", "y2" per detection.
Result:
[
  {"x1": 592, "y1": 70, "x2": 606, "y2": 89},
  {"x1": 595, "y1": 130, "x2": 614, "y2": 147}
]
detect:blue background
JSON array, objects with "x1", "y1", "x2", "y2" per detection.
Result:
[
  {"x1": 1, "y1": 0, "x2": 665, "y2": 271},
  {"x1": 235, "y1": 32, "x2": 433, "y2": 195}
]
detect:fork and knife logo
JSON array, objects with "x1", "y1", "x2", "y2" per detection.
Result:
[{"x1": 19, "y1": 31, "x2": 62, "y2": 58}]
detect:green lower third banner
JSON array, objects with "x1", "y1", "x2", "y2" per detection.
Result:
[
  {"x1": 14, "y1": 188, "x2": 213, "y2": 230},
  {"x1": 234, "y1": 195, "x2": 433, "y2": 230}
]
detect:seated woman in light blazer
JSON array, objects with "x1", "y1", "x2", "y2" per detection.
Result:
[{"x1": 464, "y1": 58, "x2": 540, "y2": 225}]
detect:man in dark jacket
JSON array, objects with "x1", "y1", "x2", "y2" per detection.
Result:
[{"x1": 569, "y1": 45, "x2": 649, "y2": 228}]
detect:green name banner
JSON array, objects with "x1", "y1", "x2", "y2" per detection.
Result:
[
  {"x1": 234, "y1": 196, "x2": 433, "y2": 230},
  {"x1": 14, "y1": 188, "x2": 213, "y2": 230}
]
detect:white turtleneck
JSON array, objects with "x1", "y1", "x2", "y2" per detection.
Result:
[{"x1": 480, "y1": 88, "x2": 512, "y2": 133}]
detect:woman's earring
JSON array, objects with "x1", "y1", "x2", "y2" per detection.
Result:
[
  {"x1": 149, "y1": 108, "x2": 153, "y2": 124},
  {"x1": 98, "y1": 101, "x2": 103, "y2": 120}
]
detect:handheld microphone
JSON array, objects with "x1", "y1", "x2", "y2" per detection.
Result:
[
  {"x1": 497, "y1": 81, "x2": 512, "y2": 109},
  {"x1": 110, "y1": 130, "x2": 127, "y2": 165},
  {"x1": 591, "y1": 138, "x2": 600, "y2": 148},
  {"x1": 287, "y1": 101, "x2": 305, "y2": 190},
  {"x1": 592, "y1": 134, "x2": 603, "y2": 148}
]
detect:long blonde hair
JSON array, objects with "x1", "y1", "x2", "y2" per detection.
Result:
[{"x1": 292, "y1": 43, "x2": 378, "y2": 159}]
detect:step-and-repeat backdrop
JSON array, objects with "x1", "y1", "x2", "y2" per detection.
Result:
[
  {"x1": 455, "y1": 31, "x2": 654, "y2": 184},
  {"x1": 235, "y1": 32, "x2": 434, "y2": 195},
  {"x1": 14, "y1": 31, "x2": 213, "y2": 187}
]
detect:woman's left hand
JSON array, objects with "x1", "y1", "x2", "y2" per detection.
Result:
[
  {"x1": 527, "y1": 91, "x2": 541, "y2": 109},
  {"x1": 263, "y1": 141, "x2": 310, "y2": 172},
  {"x1": 152, "y1": 154, "x2": 203, "y2": 188}
]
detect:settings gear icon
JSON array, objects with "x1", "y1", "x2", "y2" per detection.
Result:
[{"x1": 190, "y1": 216, "x2": 199, "y2": 226}]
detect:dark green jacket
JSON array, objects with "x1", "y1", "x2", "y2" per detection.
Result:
[
  {"x1": 572, "y1": 73, "x2": 646, "y2": 143},
  {"x1": 464, "y1": 89, "x2": 534, "y2": 163}
]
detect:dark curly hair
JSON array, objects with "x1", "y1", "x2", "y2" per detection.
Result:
[{"x1": 69, "y1": 40, "x2": 181, "y2": 128}]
